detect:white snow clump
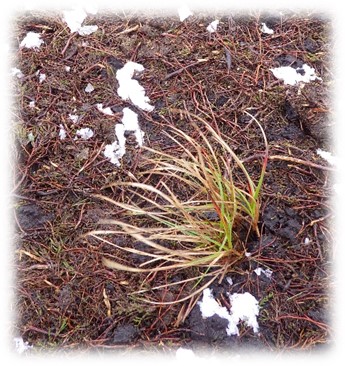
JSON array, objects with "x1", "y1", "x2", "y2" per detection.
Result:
[
  {"x1": 316, "y1": 148, "x2": 339, "y2": 166},
  {"x1": 97, "y1": 103, "x2": 114, "y2": 116},
  {"x1": 69, "y1": 114, "x2": 79, "y2": 124},
  {"x1": 14, "y1": 337, "x2": 32, "y2": 354},
  {"x1": 207, "y1": 20, "x2": 219, "y2": 33},
  {"x1": 75, "y1": 128, "x2": 94, "y2": 140},
  {"x1": 198, "y1": 288, "x2": 260, "y2": 336},
  {"x1": 103, "y1": 108, "x2": 144, "y2": 166},
  {"x1": 62, "y1": 8, "x2": 98, "y2": 35},
  {"x1": 11, "y1": 67, "x2": 24, "y2": 78},
  {"x1": 122, "y1": 107, "x2": 144, "y2": 146},
  {"x1": 38, "y1": 72, "x2": 46, "y2": 83},
  {"x1": 59, "y1": 124, "x2": 67, "y2": 140},
  {"x1": 229, "y1": 292, "x2": 260, "y2": 334},
  {"x1": 20, "y1": 32, "x2": 44, "y2": 49},
  {"x1": 254, "y1": 267, "x2": 273, "y2": 279},
  {"x1": 270, "y1": 64, "x2": 322, "y2": 86},
  {"x1": 85, "y1": 82, "x2": 95, "y2": 93},
  {"x1": 178, "y1": 5, "x2": 193, "y2": 21},
  {"x1": 77, "y1": 25, "x2": 98, "y2": 36},
  {"x1": 260, "y1": 23, "x2": 274, "y2": 34},
  {"x1": 116, "y1": 61, "x2": 154, "y2": 112}
]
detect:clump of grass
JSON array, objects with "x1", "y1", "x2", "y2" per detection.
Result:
[{"x1": 87, "y1": 110, "x2": 268, "y2": 303}]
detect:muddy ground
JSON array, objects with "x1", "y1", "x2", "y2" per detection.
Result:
[{"x1": 11, "y1": 9, "x2": 334, "y2": 358}]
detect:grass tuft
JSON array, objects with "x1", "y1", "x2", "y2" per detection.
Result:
[{"x1": 87, "y1": 110, "x2": 268, "y2": 304}]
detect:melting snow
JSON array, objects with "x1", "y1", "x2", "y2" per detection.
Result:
[
  {"x1": 254, "y1": 267, "x2": 273, "y2": 279},
  {"x1": 38, "y1": 72, "x2": 46, "y2": 83},
  {"x1": 207, "y1": 20, "x2": 219, "y2": 33},
  {"x1": 75, "y1": 128, "x2": 94, "y2": 140},
  {"x1": 27, "y1": 132, "x2": 35, "y2": 143},
  {"x1": 198, "y1": 288, "x2": 260, "y2": 336},
  {"x1": 122, "y1": 107, "x2": 145, "y2": 146},
  {"x1": 77, "y1": 25, "x2": 98, "y2": 36},
  {"x1": 62, "y1": 8, "x2": 98, "y2": 35},
  {"x1": 59, "y1": 124, "x2": 67, "y2": 140},
  {"x1": 260, "y1": 22, "x2": 274, "y2": 34},
  {"x1": 226, "y1": 276, "x2": 233, "y2": 285},
  {"x1": 20, "y1": 32, "x2": 44, "y2": 49},
  {"x1": 304, "y1": 237, "x2": 310, "y2": 245},
  {"x1": 316, "y1": 148, "x2": 339, "y2": 166},
  {"x1": 270, "y1": 64, "x2": 322, "y2": 85},
  {"x1": 85, "y1": 82, "x2": 95, "y2": 93},
  {"x1": 69, "y1": 114, "x2": 79, "y2": 124},
  {"x1": 115, "y1": 124, "x2": 126, "y2": 155},
  {"x1": 11, "y1": 67, "x2": 24, "y2": 78},
  {"x1": 104, "y1": 108, "x2": 144, "y2": 166},
  {"x1": 229, "y1": 292, "x2": 260, "y2": 335},
  {"x1": 97, "y1": 103, "x2": 114, "y2": 116},
  {"x1": 104, "y1": 141, "x2": 122, "y2": 166},
  {"x1": 14, "y1": 337, "x2": 32, "y2": 354},
  {"x1": 178, "y1": 5, "x2": 193, "y2": 21},
  {"x1": 116, "y1": 61, "x2": 154, "y2": 112}
]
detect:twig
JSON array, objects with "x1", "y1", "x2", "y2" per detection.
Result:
[
  {"x1": 61, "y1": 33, "x2": 77, "y2": 57},
  {"x1": 275, "y1": 314, "x2": 330, "y2": 332},
  {"x1": 269, "y1": 155, "x2": 336, "y2": 171},
  {"x1": 242, "y1": 154, "x2": 335, "y2": 171},
  {"x1": 163, "y1": 59, "x2": 209, "y2": 80},
  {"x1": 116, "y1": 24, "x2": 140, "y2": 35}
]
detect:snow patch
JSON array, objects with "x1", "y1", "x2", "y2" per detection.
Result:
[
  {"x1": 226, "y1": 276, "x2": 233, "y2": 285},
  {"x1": 38, "y1": 72, "x2": 46, "y2": 83},
  {"x1": 75, "y1": 128, "x2": 94, "y2": 140},
  {"x1": 11, "y1": 67, "x2": 24, "y2": 78},
  {"x1": 77, "y1": 25, "x2": 98, "y2": 36},
  {"x1": 14, "y1": 337, "x2": 32, "y2": 354},
  {"x1": 254, "y1": 267, "x2": 273, "y2": 279},
  {"x1": 62, "y1": 8, "x2": 87, "y2": 33},
  {"x1": 27, "y1": 132, "x2": 35, "y2": 143},
  {"x1": 198, "y1": 288, "x2": 260, "y2": 336},
  {"x1": 103, "y1": 108, "x2": 144, "y2": 166},
  {"x1": 207, "y1": 20, "x2": 219, "y2": 33},
  {"x1": 116, "y1": 61, "x2": 154, "y2": 111},
  {"x1": 260, "y1": 23, "x2": 274, "y2": 34},
  {"x1": 20, "y1": 32, "x2": 44, "y2": 49},
  {"x1": 85, "y1": 82, "x2": 94, "y2": 93},
  {"x1": 62, "y1": 8, "x2": 98, "y2": 35},
  {"x1": 270, "y1": 64, "x2": 322, "y2": 86},
  {"x1": 316, "y1": 148, "x2": 339, "y2": 166},
  {"x1": 122, "y1": 107, "x2": 145, "y2": 146},
  {"x1": 59, "y1": 124, "x2": 67, "y2": 140},
  {"x1": 229, "y1": 292, "x2": 260, "y2": 335},
  {"x1": 69, "y1": 114, "x2": 79, "y2": 124},
  {"x1": 104, "y1": 141, "x2": 122, "y2": 167},
  {"x1": 29, "y1": 101, "x2": 35, "y2": 108},
  {"x1": 97, "y1": 103, "x2": 114, "y2": 116},
  {"x1": 178, "y1": 5, "x2": 193, "y2": 21}
]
